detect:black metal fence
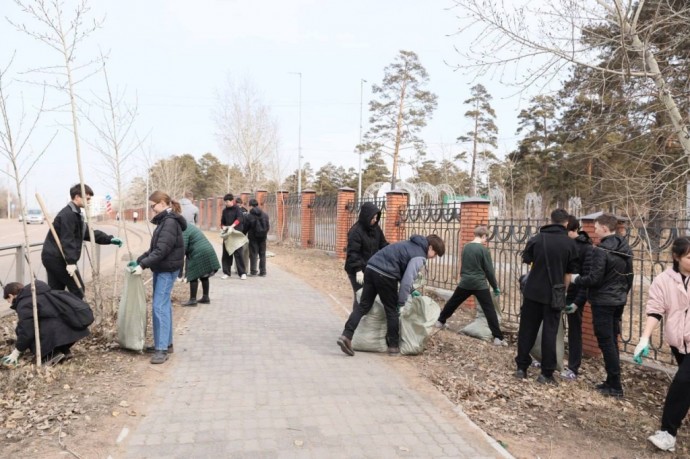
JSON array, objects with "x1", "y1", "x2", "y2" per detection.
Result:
[
  {"x1": 264, "y1": 194, "x2": 278, "y2": 238},
  {"x1": 285, "y1": 194, "x2": 301, "y2": 244},
  {"x1": 312, "y1": 195, "x2": 338, "y2": 252}
]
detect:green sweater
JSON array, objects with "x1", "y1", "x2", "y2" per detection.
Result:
[{"x1": 457, "y1": 242, "x2": 498, "y2": 290}]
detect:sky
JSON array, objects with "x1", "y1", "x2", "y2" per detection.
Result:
[{"x1": 0, "y1": 0, "x2": 544, "y2": 214}]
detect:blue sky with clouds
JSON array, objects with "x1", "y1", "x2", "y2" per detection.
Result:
[{"x1": 0, "y1": 0, "x2": 542, "y2": 213}]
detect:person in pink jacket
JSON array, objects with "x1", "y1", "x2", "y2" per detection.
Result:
[{"x1": 634, "y1": 237, "x2": 690, "y2": 452}]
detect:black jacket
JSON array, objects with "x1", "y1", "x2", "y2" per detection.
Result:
[
  {"x1": 522, "y1": 224, "x2": 579, "y2": 304},
  {"x1": 246, "y1": 207, "x2": 270, "y2": 240},
  {"x1": 344, "y1": 202, "x2": 388, "y2": 274},
  {"x1": 12, "y1": 281, "x2": 90, "y2": 357},
  {"x1": 42, "y1": 202, "x2": 113, "y2": 265},
  {"x1": 221, "y1": 205, "x2": 245, "y2": 233},
  {"x1": 575, "y1": 234, "x2": 634, "y2": 306},
  {"x1": 137, "y1": 209, "x2": 187, "y2": 272},
  {"x1": 566, "y1": 231, "x2": 594, "y2": 306},
  {"x1": 367, "y1": 235, "x2": 428, "y2": 305}
]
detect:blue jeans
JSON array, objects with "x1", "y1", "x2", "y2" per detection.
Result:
[{"x1": 152, "y1": 271, "x2": 178, "y2": 351}]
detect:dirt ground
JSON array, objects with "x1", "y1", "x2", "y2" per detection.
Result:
[{"x1": 0, "y1": 243, "x2": 685, "y2": 458}]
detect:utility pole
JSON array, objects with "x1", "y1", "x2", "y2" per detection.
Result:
[
  {"x1": 357, "y1": 79, "x2": 367, "y2": 203},
  {"x1": 289, "y1": 72, "x2": 303, "y2": 195}
]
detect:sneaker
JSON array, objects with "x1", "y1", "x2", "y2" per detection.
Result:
[
  {"x1": 62, "y1": 351, "x2": 74, "y2": 362},
  {"x1": 648, "y1": 430, "x2": 676, "y2": 452},
  {"x1": 493, "y1": 337, "x2": 508, "y2": 347},
  {"x1": 561, "y1": 368, "x2": 577, "y2": 380},
  {"x1": 337, "y1": 335, "x2": 355, "y2": 356},
  {"x1": 259, "y1": 273, "x2": 267, "y2": 277},
  {"x1": 599, "y1": 386, "x2": 624, "y2": 398},
  {"x1": 145, "y1": 344, "x2": 174, "y2": 354},
  {"x1": 240, "y1": 274, "x2": 247, "y2": 280},
  {"x1": 220, "y1": 274, "x2": 229, "y2": 280},
  {"x1": 536, "y1": 374, "x2": 559, "y2": 386},
  {"x1": 531, "y1": 360, "x2": 542, "y2": 368},
  {"x1": 249, "y1": 272, "x2": 258, "y2": 276},
  {"x1": 198, "y1": 296, "x2": 210, "y2": 304},
  {"x1": 514, "y1": 369, "x2": 527, "y2": 379},
  {"x1": 44, "y1": 353, "x2": 65, "y2": 367},
  {"x1": 387, "y1": 346, "x2": 400, "y2": 356},
  {"x1": 434, "y1": 321, "x2": 447, "y2": 329},
  {"x1": 595, "y1": 381, "x2": 610, "y2": 390},
  {"x1": 181, "y1": 299, "x2": 198, "y2": 307},
  {"x1": 150, "y1": 351, "x2": 168, "y2": 364}
]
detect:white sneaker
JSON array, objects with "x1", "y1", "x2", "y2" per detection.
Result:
[
  {"x1": 561, "y1": 368, "x2": 577, "y2": 380},
  {"x1": 240, "y1": 274, "x2": 247, "y2": 280},
  {"x1": 648, "y1": 430, "x2": 676, "y2": 451},
  {"x1": 220, "y1": 275, "x2": 229, "y2": 280},
  {"x1": 434, "y1": 321, "x2": 447, "y2": 329},
  {"x1": 493, "y1": 337, "x2": 508, "y2": 347}
]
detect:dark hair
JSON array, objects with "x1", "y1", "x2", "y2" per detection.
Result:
[
  {"x1": 566, "y1": 215, "x2": 580, "y2": 232},
  {"x1": 148, "y1": 190, "x2": 181, "y2": 213},
  {"x1": 595, "y1": 213, "x2": 618, "y2": 232},
  {"x1": 235, "y1": 197, "x2": 243, "y2": 205},
  {"x1": 550, "y1": 208, "x2": 569, "y2": 224},
  {"x1": 3, "y1": 282, "x2": 23, "y2": 300},
  {"x1": 70, "y1": 183, "x2": 94, "y2": 199},
  {"x1": 249, "y1": 198, "x2": 259, "y2": 207},
  {"x1": 427, "y1": 234, "x2": 445, "y2": 257},
  {"x1": 224, "y1": 193, "x2": 234, "y2": 202},
  {"x1": 672, "y1": 237, "x2": 690, "y2": 271}
]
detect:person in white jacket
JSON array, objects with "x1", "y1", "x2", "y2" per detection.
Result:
[{"x1": 634, "y1": 236, "x2": 690, "y2": 452}]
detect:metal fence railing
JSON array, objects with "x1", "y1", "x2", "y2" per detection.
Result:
[
  {"x1": 312, "y1": 195, "x2": 338, "y2": 252},
  {"x1": 285, "y1": 194, "x2": 301, "y2": 244},
  {"x1": 263, "y1": 194, "x2": 278, "y2": 239}
]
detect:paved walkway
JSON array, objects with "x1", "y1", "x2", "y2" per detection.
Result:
[{"x1": 119, "y1": 261, "x2": 510, "y2": 459}]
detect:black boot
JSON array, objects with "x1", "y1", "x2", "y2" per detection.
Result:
[
  {"x1": 181, "y1": 299, "x2": 197, "y2": 307},
  {"x1": 198, "y1": 296, "x2": 210, "y2": 304}
]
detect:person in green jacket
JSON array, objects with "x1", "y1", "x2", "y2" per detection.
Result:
[
  {"x1": 180, "y1": 224, "x2": 221, "y2": 306},
  {"x1": 435, "y1": 225, "x2": 506, "y2": 346}
]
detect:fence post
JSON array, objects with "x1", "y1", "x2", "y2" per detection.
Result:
[
  {"x1": 336, "y1": 187, "x2": 356, "y2": 260},
  {"x1": 255, "y1": 190, "x2": 267, "y2": 208},
  {"x1": 197, "y1": 199, "x2": 205, "y2": 229},
  {"x1": 214, "y1": 196, "x2": 225, "y2": 231},
  {"x1": 579, "y1": 216, "x2": 602, "y2": 357},
  {"x1": 276, "y1": 191, "x2": 289, "y2": 241},
  {"x1": 459, "y1": 198, "x2": 491, "y2": 309},
  {"x1": 240, "y1": 192, "x2": 251, "y2": 207},
  {"x1": 301, "y1": 190, "x2": 316, "y2": 248},
  {"x1": 384, "y1": 190, "x2": 409, "y2": 244}
]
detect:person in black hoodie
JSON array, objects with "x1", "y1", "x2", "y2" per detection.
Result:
[
  {"x1": 515, "y1": 208, "x2": 579, "y2": 385},
  {"x1": 561, "y1": 215, "x2": 594, "y2": 380},
  {"x1": 246, "y1": 198, "x2": 270, "y2": 276},
  {"x1": 129, "y1": 191, "x2": 187, "y2": 364},
  {"x1": 344, "y1": 202, "x2": 388, "y2": 311},
  {"x1": 337, "y1": 234, "x2": 445, "y2": 357},
  {"x1": 219, "y1": 193, "x2": 247, "y2": 279},
  {"x1": 41, "y1": 183, "x2": 122, "y2": 299},
  {"x1": 571, "y1": 213, "x2": 634, "y2": 397},
  {"x1": 1, "y1": 281, "x2": 90, "y2": 367}
]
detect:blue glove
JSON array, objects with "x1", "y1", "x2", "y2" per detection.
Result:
[
  {"x1": 564, "y1": 303, "x2": 578, "y2": 314},
  {"x1": 411, "y1": 290, "x2": 421, "y2": 298},
  {"x1": 111, "y1": 237, "x2": 123, "y2": 247},
  {"x1": 493, "y1": 287, "x2": 501, "y2": 296},
  {"x1": 127, "y1": 261, "x2": 137, "y2": 268},
  {"x1": 633, "y1": 337, "x2": 650, "y2": 364},
  {"x1": 130, "y1": 265, "x2": 143, "y2": 276}
]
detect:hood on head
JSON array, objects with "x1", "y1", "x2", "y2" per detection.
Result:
[{"x1": 358, "y1": 202, "x2": 381, "y2": 227}]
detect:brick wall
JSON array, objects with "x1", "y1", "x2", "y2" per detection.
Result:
[
  {"x1": 460, "y1": 199, "x2": 491, "y2": 309},
  {"x1": 579, "y1": 217, "x2": 601, "y2": 357},
  {"x1": 301, "y1": 190, "x2": 316, "y2": 248},
  {"x1": 384, "y1": 191, "x2": 409, "y2": 244},
  {"x1": 336, "y1": 188, "x2": 355, "y2": 259}
]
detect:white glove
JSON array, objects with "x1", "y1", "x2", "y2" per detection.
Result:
[
  {"x1": 176, "y1": 277, "x2": 184, "y2": 283},
  {"x1": 130, "y1": 265, "x2": 143, "y2": 276},
  {"x1": 1, "y1": 348, "x2": 21, "y2": 367},
  {"x1": 355, "y1": 271, "x2": 364, "y2": 285},
  {"x1": 66, "y1": 264, "x2": 78, "y2": 276},
  {"x1": 634, "y1": 336, "x2": 650, "y2": 364},
  {"x1": 570, "y1": 273, "x2": 580, "y2": 284}
]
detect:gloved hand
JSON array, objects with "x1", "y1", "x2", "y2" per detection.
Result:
[
  {"x1": 130, "y1": 265, "x2": 143, "y2": 276},
  {"x1": 355, "y1": 271, "x2": 364, "y2": 285},
  {"x1": 127, "y1": 261, "x2": 138, "y2": 268},
  {"x1": 564, "y1": 303, "x2": 578, "y2": 314},
  {"x1": 176, "y1": 277, "x2": 184, "y2": 283},
  {"x1": 111, "y1": 237, "x2": 123, "y2": 247},
  {"x1": 493, "y1": 287, "x2": 501, "y2": 296},
  {"x1": 411, "y1": 290, "x2": 421, "y2": 297},
  {"x1": 66, "y1": 264, "x2": 77, "y2": 276},
  {"x1": 1, "y1": 348, "x2": 21, "y2": 368},
  {"x1": 571, "y1": 273, "x2": 580, "y2": 284},
  {"x1": 633, "y1": 336, "x2": 650, "y2": 364}
]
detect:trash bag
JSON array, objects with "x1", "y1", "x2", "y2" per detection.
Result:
[
  {"x1": 351, "y1": 290, "x2": 389, "y2": 353},
  {"x1": 117, "y1": 269, "x2": 148, "y2": 351},
  {"x1": 530, "y1": 314, "x2": 566, "y2": 371},
  {"x1": 221, "y1": 227, "x2": 248, "y2": 255},
  {"x1": 460, "y1": 295, "x2": 502, "y2": 341},
  {"x1": 400, "y1": 295, "x2": 440, "y2": 355}
]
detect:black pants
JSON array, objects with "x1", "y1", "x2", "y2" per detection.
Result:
[
  {"x1": 222, "y1": 245, "x2": 246, "y2": 276},
  {"x1": 661, "y1": 347, "x2": 690, "y2": 436},
  {"x1": 249, "y1": 238, "x2": 267, "y2": 275},
  {"x1": 189, "y1": 276, "x2": 210, "y2": 299},
  {"x1": 566, "y1": 305, "x2": 583, "y2": 374},
  {"x1": 343, "y1": 269, "x2": 400, "y2": 347},
  {"x1": 346, "y1": 271, "x2": 361, "y2": 312},
  {"x1": 42, "y1": 257, "x2": 84, "y2": 299},
  {"x1": 591, "y1": 304, "x2": 625, "y2": 389},
  {"x1": 438, "y1": 286, "x2": 504, "y2": 340},
  {"x1": 515, "y1": 297, "x2": 561, "y2": 377}
]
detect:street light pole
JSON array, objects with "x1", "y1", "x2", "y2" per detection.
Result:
[
  {"x1": 289, "y1": 72, "x2": 303, "y2": 195},
  {"x1": 357, "y1": 79, "x2": 367, "y2": 203}
]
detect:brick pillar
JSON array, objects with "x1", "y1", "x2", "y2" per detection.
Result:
[
  {"x1": 276, "y1": 191, "x2": 289, "y2": 241},
  {"x1": 214, "y1": 196, "x2": 224, "y2": 230},
  {"x1": 255, "y1": 190, "x2": 268, "y2": 208},
  {"x1": 459, "y1": 198, "x2": 491, "y2": 309},
  {"x1": 196, "y1": 199, "x2": 205, "y2": 229},
  {"x1": 301, "y1": 190, "x2": 316, "y2": 248},
  {"x1": 384, "y1": 190, "x2": 409, "y2": 244},
  {"x1": 336, "y1": 187, "x2": 356, "y2": 260},
  {"x1": 240, "y1": 192, "x2": 251, "y2": 207},
  {"x1": 579, "y1": 216, "x2": 601, "y2": 357}
]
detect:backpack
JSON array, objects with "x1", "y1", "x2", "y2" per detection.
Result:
[
  {"x1": 254, "y1": 213, "x2": 269, "y2": 238},
  {"x1": 46, "y1": 290, "x2": 95, "y2": 330}
]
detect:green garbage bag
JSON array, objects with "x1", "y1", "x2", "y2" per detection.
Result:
[
  {"x1": 529, "y1": 313, "x2": 566, "y2": 371},
  {"x1": 221, "y1": 227, "x2": 248, "y2": 255},
  {"x1": 460, "y1": 295, "x2": 503, "y2": 341},
  {"x1": 400, "y1": 295, "x2": 441, "y2": 355},
  {"x1": 117, "y1": 269, "x2": 148, "y2": 351},
  {"x1": 351, "y1": 290, "x2": 389, "y2": 353}
]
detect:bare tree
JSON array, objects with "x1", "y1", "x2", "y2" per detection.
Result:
[
  {"x1": 449, "y1": 0, "x2": 690, "y2": 161},
  {"x1": 214, "y1": 77, "x2": 279, "y2": 192},
  {"x1": 148, "y1": 155, "x2": 194, "y2": 200},
  {"x1": 0, "y1": 59, "x2": 57, "y2": 366}
]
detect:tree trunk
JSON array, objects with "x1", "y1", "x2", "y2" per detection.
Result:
[{"x1": 391, "y1": 80, "x2": 408, "y2": 190}]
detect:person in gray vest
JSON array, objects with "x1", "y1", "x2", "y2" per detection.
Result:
[{"x1": 179, "y1": 191, "x2": 199, "y2": 226}]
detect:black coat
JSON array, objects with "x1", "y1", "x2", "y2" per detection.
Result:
[
  {"x1": 42, "y1": 202, "x2": 113, "y2": 265},
  {"x1": 12, "y1": 281, "x2": 90, "y2": 357},
  {"x1": 576, "y1": 234, "x2": 634, "y2": 306},
  {"x1": 246, "y1": 207, "x2": 270, "y2": 240},
  {"x1": 344, "y1": 202, "x2": 388, "y2": 274},
  {"x1": 566, "y1": 231, "x2": 594, "y2": 306},
  {"x1": 221, "y1": 205, "x2": 245, "y2": 233},
  {"x1": 522, "y1": 224, "x2": 580, "y2": 304},
  {"x1": 137, "y1": 209, "x2": 187, "y2": 272}
]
